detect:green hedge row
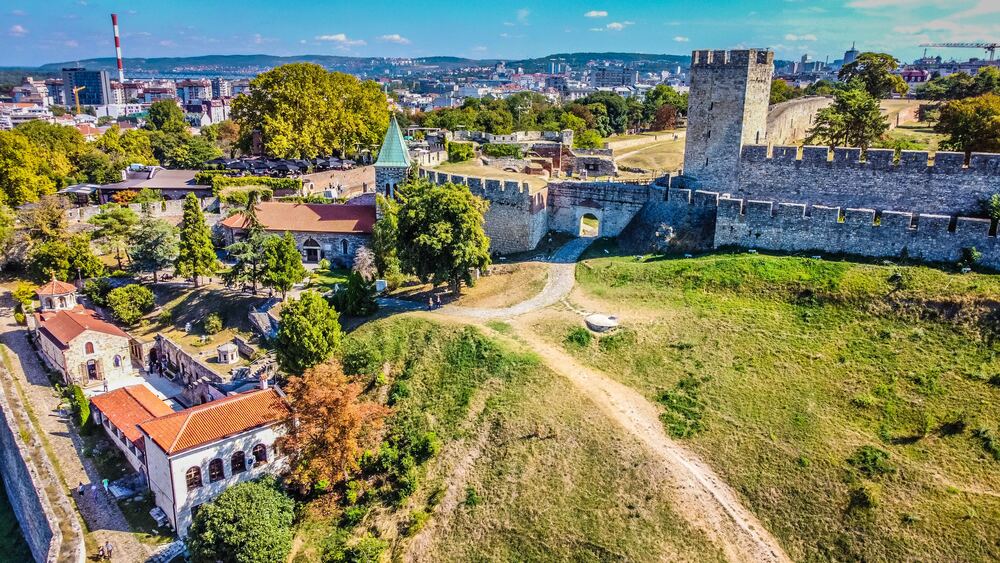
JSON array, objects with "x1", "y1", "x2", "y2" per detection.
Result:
[
  {"x1": 446, "y1": 142, "x2": 476, "y2": 163},
  {"x1": 211, "y1": 176, "x2": 302, "y2": 195},
  {"x1": 481, "y1": 143, "x2": 523, "y2": 159}
]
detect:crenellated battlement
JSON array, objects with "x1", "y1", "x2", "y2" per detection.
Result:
[
  {"x1": 741, "y1": 144, "x2": 1000, "y2": 173},
  {"x1": 417, "y1": 168, "x2": 537, "y2": 205},
  {"x1": 691, "y1": 49, "x2": 773, "y2": 67}
]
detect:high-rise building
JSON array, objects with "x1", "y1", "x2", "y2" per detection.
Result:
[
  {"x1": 211, "y1": 78, "x2": 231, "y2": 99},
  {"x1": 589, "y1": 64, "x2": 640, "y2": 88},
  {"x1": 61, "y1": 68, "x2": 112, "y2": 107},
  {"x1": 682, "y1": 49, "x2": 774, "y2": 193},
  {"x1": 843, "y1": 42, "x2": 859, "y2": 66}
]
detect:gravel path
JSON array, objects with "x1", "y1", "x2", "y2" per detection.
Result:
[{"x1": 0, "y1": 296, "x2": 158, "y2": 563}]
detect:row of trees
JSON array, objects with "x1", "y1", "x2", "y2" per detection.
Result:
[{"x1": 405, "y1": 85, "x2": 688, "y2": 140}]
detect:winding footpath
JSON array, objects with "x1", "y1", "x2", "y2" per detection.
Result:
[{"x1": 393, "y1": 238, "x2": 791, "y2": 563}]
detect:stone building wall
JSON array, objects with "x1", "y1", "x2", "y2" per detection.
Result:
[
  {"x1": 683, "y1": 49, "x2": 774, "y2": 193},
  {"x1": 764, "y1": 96, "x2": 832, "y2": 146},
  {"x1": 375, "y1": 165, "x2": 409, "y2": 198},
  {"x1": 419, "y1": 169, "x2": 549, "y2": 255},
  {"x1": 714, "y1": 197, "x2": 999, "y2": 269},
  {"x1": 65, "y1": 197, "x2": 220, "y2": 224},
  {"x1": 736, "y1": 145, "x2": 1000, "y2": 216}
]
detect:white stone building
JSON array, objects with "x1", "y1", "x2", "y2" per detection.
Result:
[
  {"x1": 136, "y1": 387, "x2": 290, "y2": 536},
  {"x1": 30, "y1": 278, "x2": 134, "y2": 388}
]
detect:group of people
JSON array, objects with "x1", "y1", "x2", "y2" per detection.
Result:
[
  {"x1": 427, "y1": 293, "x2": 443, "y2": 310},
  {"x1": 77, "y1": 481, "x2": 116, "y2": 560}
]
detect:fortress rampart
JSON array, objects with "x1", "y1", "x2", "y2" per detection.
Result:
[{"x1": 736, "y1": 145, "x2": 999, "y2": 216}]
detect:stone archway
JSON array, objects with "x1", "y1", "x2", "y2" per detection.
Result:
[
  {"x1": 302, "y1": 237, "x2": 321, "y2": 263},
  {"x1": 579, "y1": 212, "x2": 601, "y2": 238}
]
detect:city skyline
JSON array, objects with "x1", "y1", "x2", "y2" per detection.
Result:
[{"x1": 3, "y1": 0, "x2": 999, "y2": 68}]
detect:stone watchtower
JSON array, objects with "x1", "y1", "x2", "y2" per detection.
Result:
[
  {"x1": 682, "y1": 49, "x2": 774, "y2": 192},
  {"x1": 374, "y1": 115, "x2": 412, "y2": 200}
]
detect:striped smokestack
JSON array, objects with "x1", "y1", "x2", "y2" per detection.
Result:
[{"x1": 111, "y1": 13, "x2": 124, "y2": 83}]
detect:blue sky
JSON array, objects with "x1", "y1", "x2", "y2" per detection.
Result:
[{"x1": 2, "y1": 0, "x2": 998, "y2": 67}]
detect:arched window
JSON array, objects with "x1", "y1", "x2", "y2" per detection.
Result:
[
  {"x1": 45, "y1": 298, "x2": 53, "y2": 309},
  {"x1": 252, "y1": 443, "x2": 268, "y2": 464},
  {"x1": 85, "y1": 342, "x2": 95, "y2": 354},
  {"x1": 231, "y1": 451, "x2": 247, "y2": 474},
  {"x1": 58, "y1": 296, "x2": 66, "y2": 308},
  {"x1": 341, "y1": 239, "x2": 349, "y2": 254},
  {"x1": 113, "y1": 355, "x2": 122, "y2": 368},
  {"x1": 185, "y1": 467, "x2": 202, "y2": 491},
  {"x1": 208, "y1": 458, "x2": 225, "y2": 483}
]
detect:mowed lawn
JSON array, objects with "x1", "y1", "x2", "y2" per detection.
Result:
[{"x1": 531, "y1": 246, "x2": 1000, "y2": 561}]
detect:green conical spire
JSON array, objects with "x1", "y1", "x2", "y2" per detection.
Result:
[{"x1": 375, "y1": 115, "x2": 411, "y2": 168}]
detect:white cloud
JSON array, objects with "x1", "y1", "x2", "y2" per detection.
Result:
[
  {"x1": 158, "y1": 39, "x2": 176, "y2": 47},
  {"x1": 589, "y1": 27, "x2": 605, "y2": 32},
  {"x1": 472, "y1": 45, "x2": 488, "y2": 52},
  {"x1": 253, "y1": 33, "x2": 264, "y2": 45},
  {"x1": 10, "y1": 9, "x2": 26, "y2": 16},
  {"x1": 516, "y1": 8, "x2": 530, "y2": 23},
  {"x1": 64, "y1": 39, "x2": 78, "y2": 47},
  {"x1": 315, "y1": 33, "x2": 366, "y2": 46},
  {"x1": 378, "y1": 33, "x2": 410, "y2": 45},
  {"x1": 605, "y1": 21, "x2": 633, "y2": 31},
  {"x1": 9, "y1": 24, "x2": 27, "y2": 37},
  {"x1": 784, "y1": 33, "x2": 817, "y2": 41},
  {"x1": 673, "y1": 36, "x2": 690, "y2": 42},
  {"x1": 584, "y1": 10, "x2": 608, "y2": 17}
]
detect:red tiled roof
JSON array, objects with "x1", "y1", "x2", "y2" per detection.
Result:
[
  {"x1": 36, "y1": 277, "x2": 77, "y2": 297},
  {"x1": 35, "y1": 306, "x2": 129, "y2": 349},
  {"x1": 220, "y1": 202, "x2": 375, "y2": 234},
  {"x1": 91, "y1": 385, "x2": 174, "y2": 448},
  {"x1": 138, "y1": 389, "x2": 289, "y2": 455}
]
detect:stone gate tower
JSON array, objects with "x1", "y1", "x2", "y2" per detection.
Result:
[
  {"x1": 682, "y1": 49, "x2": 773, "y2": 192},
  {"x1": 374, "y1": 115, "x2": 412, "y2": 199}
]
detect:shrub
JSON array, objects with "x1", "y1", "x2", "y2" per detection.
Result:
[
  {"x1": 211, "y1": 175, "x2": 300, "y2": 195},
  {"x1": 12, "y1": 281, "x2": 35, "y2": 310},
  {"x1": 67, "y1": 385, "x2": 90, "y2": 428},
  {"x1": 194, "y1": 169, "x2": 229, "y2": 185},
  {"x1": 105, "y1": 284, "x2": 156, "y2": 325},
  {"x1": 973, "y1": 427, "x2": 1000, "y2": 460},
  {"x1": 13, "y1": 312, "x2": 25, "y2": 325},
  {"x1": 318, "y1": 258, "x2": 331, "y2": 271},
  {"x1": 982, "y1": 193, "x2": 1000, "y2": 222},
  {"x1": 481, "y1": 143, "x2": 523, "y2": 159},
  {"x1": 564, "y1": 327, "x2": 592, "y2": 348},
  {"x1": 341, "y1": 505, "x2": 366, "y2": 526},
  {"x1": 574, "y1": 129, "x2": 604, "y2": 149},
  {"x1": 203, "y1": 312, "x2": 223, "y2": 335},
  {"x1": 988, "y1": 374, "x2": 1000, "y2": 387},
  {"x1": 939, "y1": 411, "x2": 968, "y2": 435},
  {"x1": 157, "y1": 309, "x2": 174, "y2": 325},
  {"x1": 463, "y1": 487, "x2": 480, "y2": 507},
  {"x1": 847, "y1": 445, "x2": 895, "y2": 477},
  {"x1": 343, "y1": 534, "x2": 387, "y2": 563},
  {"x1": 960, "y1": 246, "x2": 982, "y2": 267},
  {"x1": 329, "y1": 271, "x2": 378, "y2": 317},
  {"x1": 406, "y1": 509, "x2": 430, "y2": 536},
  {"x1": 851, "y1": 393, "x2": 878, "y2": 408},
  {"x1": 83, "y1": 277, "x2": 113, "y2": 307},
  {"x1": 849, "y1": 482, "x2": 881, "y2": 510},
  {"x1": 446, "y1": 141, "x2": 475, "y2": 163}
]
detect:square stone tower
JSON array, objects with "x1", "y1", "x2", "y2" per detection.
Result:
[{"x1": 682, "y1": 49, "x2": 774, "y2": 192}]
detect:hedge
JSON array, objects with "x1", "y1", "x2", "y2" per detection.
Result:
[
  {"x1": 211, "y1": 176, "x2": 302, "y2": 196},
  {"x1": 194, "y1": 169, "x2": 229, "y2": 185},
  {"x1": 482, "y1": 143, "x2": 523, "y2": 159},
  {"x1": 446, "y1": 142, "x2": 476, "y2": 163}
]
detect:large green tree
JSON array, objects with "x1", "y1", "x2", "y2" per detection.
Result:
[
  {"x1": 838, "y1": 52, "x2": 908, "y2": 99},
  {"x1": 89, "y1": 205, "x2": 139, "y2": 270},
  {"x1": 919, "y1": 67, "x2": 1000, "y2": 100},
  {"x1": 187, "y1": 476, "x2": 295, "y2": 563},
  {"x1": 224, "y1": 195, "x2": 269, "y2": 294},
  {"x1": 131, "y1": 215, "x2": 179, "y2": 282},
  {"x1": 372, "y1": 195, "x2": 402, "y2": 279},
  {"x1": 231, "y1": 63, "x2": 389, "y2": 158},
  {"x1": 105, "y1": 284, "x2": 155, "y2": 325},
  {"x1": 28, "y1": 234, "x2": 104, "y2": 282},
  {"x1": 395, "y1": 179, "x2": 491, "y2": 292},
  {"x1": 806, "y1": 86, "x2": 889, "y2": 150},
  {"x1": 935, "y1": 93, "x2": 1000, "y2": 155},
  {"x1": 263, "y1": 231, "x2": 306, "y2": 299},
  {"x1": 146, "y1": 100, "x2": 187, "y2": 133},
  {"x1": 276, "y1": 290, "x2": 342, "y2": 375},
  {"x1": 643, "y1": 84, "x2": 688, "y2": 125},
  {"x1": 0, "y1": 130, "x2": 61, "y2": 205},
  {"x1": 176, "y1": 193, "x2": 217, "y2": 286}
]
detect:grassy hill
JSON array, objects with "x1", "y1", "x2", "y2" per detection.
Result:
[
  {"x1": 528, "y1": 244, "x2": 1000, "y2": 561},
  {"x1": 291, "y1": 317, "x2": 725, "y2": 562}
]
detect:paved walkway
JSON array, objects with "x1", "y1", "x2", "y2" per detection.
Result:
[
  {"x1": 0, "y1": 296, "x2": 159, "y2": 563},
  {"x1": 378, "y1": 237, "x2": 595, "y2": 321}
]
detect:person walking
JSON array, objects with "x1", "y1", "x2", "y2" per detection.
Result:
[
  {"x1": 427, "y1": 296, "x2": 434, "y2": 311},
  {"x1": 105, "y1": 541, "x2": 114, "y2": 559}
]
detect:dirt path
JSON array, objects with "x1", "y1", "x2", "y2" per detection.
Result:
[{"x1": 509, "y1": 320, "x2": 790, "y2": 563}]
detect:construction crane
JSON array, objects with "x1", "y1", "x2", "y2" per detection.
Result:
[
  {"x1": 920, "y1": 42, "x2": 999, "y2": 61},
  {"x1": 71, "y1": 86, "x2": 86, "y2": 115}
]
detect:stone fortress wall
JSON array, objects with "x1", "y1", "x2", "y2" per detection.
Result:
[
  {"x1": 65, "y1": 197, "x2": 221, "y2": 225},
  {"x1": 735, "y1": 145, "x2": 999, "y2": 216},
  {"x1": 763, "y1": 96, "x2": 832, "y2": 146}
]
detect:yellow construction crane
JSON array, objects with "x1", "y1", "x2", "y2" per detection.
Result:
[{"x1": 72, "y1": 86, "x2": 86, "y2": 115}]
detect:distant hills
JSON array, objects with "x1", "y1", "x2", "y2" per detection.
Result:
[{"x1": 17, "y1": 52, "x2": 693, "y2": 78}]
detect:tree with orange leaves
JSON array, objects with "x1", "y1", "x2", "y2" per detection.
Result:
[{"x1": 279, "y1": 361, "x2": 389, "y2": 494}]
